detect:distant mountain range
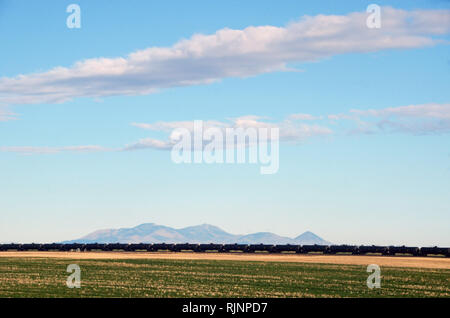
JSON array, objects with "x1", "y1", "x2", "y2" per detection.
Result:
[{"x1": 63, "y1": 223, "x2": 331, "y2": 245}]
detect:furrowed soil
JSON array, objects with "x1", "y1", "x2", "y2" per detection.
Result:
[{"x1": 0, "y1": 253, "x2": 448, "y2": 297}]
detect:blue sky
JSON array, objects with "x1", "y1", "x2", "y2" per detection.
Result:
[{"x1": 0, "y1": 0, "x2": 449, "y2": 245}]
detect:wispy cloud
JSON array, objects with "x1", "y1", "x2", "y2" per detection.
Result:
[
  {"x1": 287, "y1": 113, "x2": 322, "y2": 121},
  {"x1": 2, "y1": 103, "x2": 449, "y2": 154},
  {"x1": 122, "y1": 138, "x2": 174, "y2": 151},
  {"x1": 0, "y1": 145, "x2": 110, "y2": 155},
  {"x1": 0, "y1": 107, "x2": 18, "y2": 121},
  {"x1": 131, "y1": 120, "x2": 229, "y2": 132},
  {"x1": 125, "y1": 116, "x2": 333, "y2": 151},
  {"x1": 348, "y1": 103, "x2": 450, "y2": 134},
  {"x1": 0, "y1": 7, "x2": 449, "y2": 105},
  {"x1": 351, "y1": 103, "x2": 450, "y2": 119}
]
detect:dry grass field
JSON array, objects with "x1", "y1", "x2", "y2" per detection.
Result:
[
  {"x1": 0, "y1": 252, "x2": 448, "y2": 297},
  {"x1": 1, "y1": 251, "x2": 449, "y2": 269}
]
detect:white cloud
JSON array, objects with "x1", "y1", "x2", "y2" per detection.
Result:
[
  {"x1": 1, "y1": 115, "x2": 333, "y2": 154},
  {"x1": 126, "y1": 116, "x2": 333, "y2": 151},
  {"x1": 122, "y1": 138, "x2": 174, "y2": 151},
  {"x1": 0, "y1": 7, "x2": 449, "y2": 105}
]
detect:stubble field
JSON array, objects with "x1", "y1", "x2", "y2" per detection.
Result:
[{"x1": 0, "y1": 252, "x2": 449, "y2": 297}]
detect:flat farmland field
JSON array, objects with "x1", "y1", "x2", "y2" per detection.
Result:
[{"x1": 0, "y1": 253, "x2": 449, "y2": 297}]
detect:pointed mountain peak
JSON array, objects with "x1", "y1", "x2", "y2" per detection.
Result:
[{"x1": 295, "y1": 231, "x2": 330, "y2": 245}]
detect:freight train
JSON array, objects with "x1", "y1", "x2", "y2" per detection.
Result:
[{"x1": 0, "y1": 243, "x2": 448, "y2": 257}]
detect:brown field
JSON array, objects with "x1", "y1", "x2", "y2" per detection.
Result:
[{"x1": 1, "y1": 251, "x2": 449, "y2": 269}]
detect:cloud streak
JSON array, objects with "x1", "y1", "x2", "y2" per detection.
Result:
[
  {"x1": 0, "y1": 107, "x2": 18, "y2": 121},
  {"x1": 349, "y1": 103, "x2": 450, "y2": 134},
  {"x1": 0, "y1": 145, "x2": 110, "y2": 155},
  {"x1": 351, "y1": 103, "x2": 450, "y2": 119},
  {"x1": 0, "y1": 7, "x2": 449, "y2": 105},
  {"x1": 2, "y1": 103, "x2": 449, "y2": 154},
  {"x1": 125, "y1": 116, "x2": 333, "y2": 151}
]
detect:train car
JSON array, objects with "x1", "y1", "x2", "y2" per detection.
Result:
[
  {"x1": 358, "y1": 245, "x2": 389, "y2": 255},
  {"x1": 20, "y1": 243, "x2": 42, "y2": 251},
  {"x1": 420, "y1": 246, "x2": 450, "y2": 257},
  {"x1": 222, "y1": 244, "x2": 248, "y2": 253},
  {"x1": 247, "y1": 244, "x2": 275, "y2": 253},
  {"x1": 173, "y1": 243, "x2": 199, "y2": 252},
  {"x1": 59, "y1": 243, "x2": 85, "y2": 251},
  {"x1": 39, "y1": 243, "x2": 63, "y2": 251},
  {"x1": 106, "y1": 243, "x2": 129, "y2": 251},
  {"x1": 388, "y1": 246, "x2": 420, "y2": 256},
  {"x1": 300, "y1": 245, "x2": 329, "y2": 254},
  {"x1": 125, "y1": 243, "x2": 150, "y2": 251},
  {"x1": 328, "y1": 245, "x2": 359, "y2": 255},
  {"x1": 197, "y1": 243, "x2": 223, "y2": 252},
  {"x1": 0, "y1": 243, "x2": 22, "y2": 251},
  {"x1": 272, "y1": 244, "x2": 300, "y2": 253},
  {"x1": 150, "y1": 243, "x2": 175, "y2": 252},
  {"x1": 83, "y1": 243, "x2": 108, "y2": 251}
]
